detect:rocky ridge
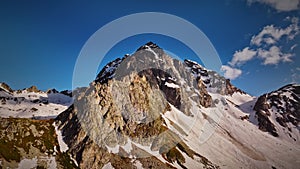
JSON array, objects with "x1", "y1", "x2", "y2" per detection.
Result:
[{"x1": 253, "y1": 84, "x2": 300, "y2": 142}]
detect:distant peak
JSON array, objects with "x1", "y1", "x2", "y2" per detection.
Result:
[
  {"x1": 145, "y1": 41, "x2": 159, "y2": 48},
  {"x1": 46, "y1": 88, "x2": 59, "y2": 94},
  {"x1": 25, "y1": 85, "x2": 42, "y2": 93},
  {"x1": 0, "y1": 82, "x2": 13, "y2": 93},
  {"x1": 136, "y1": 41, "x2": 161, "y2": 51}
]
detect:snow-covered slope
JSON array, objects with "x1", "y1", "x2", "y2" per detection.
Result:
[
  {"x1": 0, "y1": 83, "x2": 72, "y2": 119},
  {"x1": 186, "y1": 91, "x2": 299, "y2": 169}
]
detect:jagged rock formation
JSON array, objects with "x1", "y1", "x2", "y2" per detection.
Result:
[
  {"x1": 0, "y1": 83, "x2": 13, "y2": 93},
  {"x1": 253, "y1": 84, "x2": 300, "y2": 141},
  {"x1": 26, "y1": 86, "x2": 41, "y2": 93},
  {"x1": 55, "y1": 42, "x2": 222, "y2": 168},
  {"x1": 184, "y1": 59, "x2": 245, "y2": 96}
]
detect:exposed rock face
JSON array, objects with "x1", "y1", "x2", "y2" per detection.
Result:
[
  {"x1": 225, "y1": 79, "x2": 246, "y2": 95},
  {"x1": 253, "y1": 84, "x2": 300, "y2": 140},
  {"x1": 197, "y1": 79, "x2": 212, "y2": 108},
  {"x1": 56, "y1": 80, "x2": 218, "y2": 168},
  {"x1": 184, "y1": 59, "x2": 245, "y2": 96},
  {"x1": 184, "y1": 59, "x2": 211, "y2": 85},
  {"x1": 26, "y1": 86, "x2": 40, "y2": 93},
  {"x1": 137, "y1": 68, "x2": 181, "y2": 109},
  {"x1": 60, "y1": 90, "x2": 72, "y2": 97},
  {"x1": 254, "y1": 94, "x2": 278, "y2": 137},
  {"x1": 95, "y1": 57, "x2": 125, "y2": 84},
  {"x1": 0, "y1": 82, "x2": 13, "y2": 93},
  {"x1": 96, "y1": 45, "x2": 213, "y2": 112},
  {"x1": 136, "y1": 41, "x2": 161, "y2": 51},
  {"x1": 55, "y1": 42, "x2": 220, "y2": 168},
  {"x1": 56, "y1": 83, "x2": 180, "y2": 168}
]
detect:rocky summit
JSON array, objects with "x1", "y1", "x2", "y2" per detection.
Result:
[{"x1": 0, "y1": 42, "x2": 299, "y2": 169}]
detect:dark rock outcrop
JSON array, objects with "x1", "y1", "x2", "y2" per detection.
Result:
[
  {"x1": 253, "y1": 84, "x2": 300, "y2": 139},
  {"x1": 225, "y1": 79, "x2": 246, "y2": 95},
  {"x1": 184, "y1": 59, "x2": 245, "y2": 96}
]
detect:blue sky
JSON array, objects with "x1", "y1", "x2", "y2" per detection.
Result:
[{"x1": 0, "y1": 0, "x2": 299, "y2": 96}]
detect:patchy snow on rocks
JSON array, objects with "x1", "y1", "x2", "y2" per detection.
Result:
[{"x1": 0, "y1": 84, "x2": 72, "y2": 119}]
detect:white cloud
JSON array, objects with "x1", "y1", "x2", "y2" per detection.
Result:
[
  {"x1": 247, "y1": 0, "x2": 300, "y2": 12},
  {"x1": 251, "y1": 17, "x2": 299, "y2": 46},
  {"x1": 257, "y1": 46, "x2": 293, "y2": 65},
  {"x1": 228, "y1": 17, "x2": 298, "y2": 67},
  {"x1": 230, "y1": 47, "x2": 257, "y2": 66},
  {"x1": 225, "y1": 17, "x2": 299, "y2": 81},
  {"x1": 221, "y1": 65, "x2": 242, "y2": 80}
]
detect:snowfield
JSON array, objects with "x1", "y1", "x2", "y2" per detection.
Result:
[
  {"x1": 183, "y1": 92, "x2": 300, "y2": 169},
  {"x1": 0, "y1": 86, "x2": 72, "y2": 119}
]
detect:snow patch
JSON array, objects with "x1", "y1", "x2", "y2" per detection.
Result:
[
  {"x1": 134, "y1": 160, "x2": 143, "y2": 168},
  {"x1": 122, "y1": 139, "x2": 133, "y2": 153},
  {"x1": 164, "y1": 104, "x2": 195, "y2": 135},
  {"x1": 165, "y1": 82, "x2": 180, "y2": 88},
  {"x1": 103, "y1": 162, "x2": 114, "y2": 169},
  {"x1": 70, "y1": 155, "x2": 78, "y2": 167},
  {"x1": 47, "y1": 157, "x2": 57, "y2": 169},
  {"x1": 106, "y1": 144, "x2": 120, "y2": 154},
  {"x1": 106, "y1": 139, "x2": 133, "y2": 155},
  {"x1": 145, "y1": 46, "x2": 159, "y2": 60},
  {"x1": 17, "y1": 157, "x2": 38, "y2": 169},
  {"x1": 53, "y1": 122, "x2": 69, "y2": 152}
]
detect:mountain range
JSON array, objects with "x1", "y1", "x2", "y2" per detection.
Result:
[{"x1": 0, "y1": 42, "x2": 299, "y2": 169}]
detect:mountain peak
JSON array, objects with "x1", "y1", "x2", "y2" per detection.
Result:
[
  {"x1": 136, "y1": 41, "x2": 161, "y2": 51},
  {"x1": 0, "y1": 82, "x2": 13, "y2": 93},
  {"x1": 26, "y1": 85, "x2": 41, "y2": 93}
]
